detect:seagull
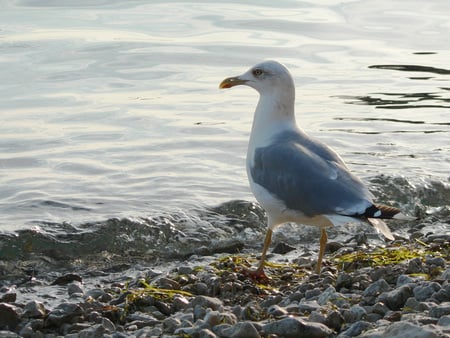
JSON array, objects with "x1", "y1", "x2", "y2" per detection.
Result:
[{"x1": 219, "y1": 60, "x2": 414, "y2": 277}]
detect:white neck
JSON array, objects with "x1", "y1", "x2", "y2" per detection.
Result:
[{"x1": 248, "y1": 92, "x2": 297, "y2": 151}]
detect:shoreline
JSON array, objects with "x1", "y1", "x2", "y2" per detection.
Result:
[{"x1": 1, "y1": 232, "x2": 449, "y2": 337}]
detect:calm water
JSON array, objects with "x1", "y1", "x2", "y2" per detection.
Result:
[{"x1": 0, "y1": 0, "x2": 449, "y2": 262}]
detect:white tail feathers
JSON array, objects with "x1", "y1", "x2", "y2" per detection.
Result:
[
  {"x1": 393, "y1": 212, "x2": 416, "y2": 221},
  {"x1": 367, "y1": 218, "x2": 395, "y2": 240}
]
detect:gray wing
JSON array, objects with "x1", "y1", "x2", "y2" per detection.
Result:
[{"x1": 250, "y1": 134, "x2": 373, "y2": 217}]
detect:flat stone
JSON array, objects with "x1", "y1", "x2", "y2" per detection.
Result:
[{"x1": 263, "y1": 317, "x2": 333, "y2": 338}]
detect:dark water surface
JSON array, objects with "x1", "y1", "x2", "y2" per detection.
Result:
[{"x1": 0, "y1": 0, "x2": 449, "y2": 266}]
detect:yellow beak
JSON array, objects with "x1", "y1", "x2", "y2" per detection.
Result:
[{"x1": 219, "y1": 76, "x2": 248, "y2": 89}]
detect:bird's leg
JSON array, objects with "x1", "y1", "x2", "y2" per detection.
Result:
[
  {"x1": 316, "y1": 228, "x2": 328, "y2": 274},
  {"x1": 243, "y1": 228, "x2": 272, "y2": 280}
]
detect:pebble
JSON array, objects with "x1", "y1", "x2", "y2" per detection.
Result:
[
  {"x1": 263, "y1": 317, "x2": 333, "y2": 338},
  {"x1": 0, "y1": 238, "x2": 449, "y2": 338}
]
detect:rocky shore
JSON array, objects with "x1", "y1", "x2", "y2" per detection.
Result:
[{"x1": 1, "y1": 233, "x2": 449, "y2": 338}]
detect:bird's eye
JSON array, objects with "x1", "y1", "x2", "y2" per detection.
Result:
[{"x1": 252, "y1": 68, "x2": 263, "y2": 77}]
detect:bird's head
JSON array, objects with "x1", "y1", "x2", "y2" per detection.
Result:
[{"x1": 219, "y1": 60, "x2": 295, "y2": 98}]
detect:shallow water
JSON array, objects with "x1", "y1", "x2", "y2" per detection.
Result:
[{"x1": 0, "y1": 0, "x2": 449, "y2": 264}]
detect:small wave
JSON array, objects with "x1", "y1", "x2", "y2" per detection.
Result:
[{"x1": 0, "y1": 177, "x2": 447, "y2": 275}]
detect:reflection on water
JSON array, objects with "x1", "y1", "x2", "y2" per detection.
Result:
[
  {"x1": 369, "y1": 64, "x2": 450, "y2": 75},
  {"x1": 0, "y1": 0, "x2": 449, "y2": 248},
  {"x1": 337, "y1": 63, "x2": 450, "y2": 109}
]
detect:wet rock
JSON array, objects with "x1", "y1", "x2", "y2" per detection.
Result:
[
  {"x1": 0, "y1": 289, "x2": 16, "y2": 303},
  {"x1": 67, "y1": 282, "x2": 84, "y2": 296},
  {"x1": 23, "y1": 300, "x2": 47, "y2": 318},
  {"x1": 46, "y1": 303, "x2": 83, "y2": 327},
  {"x1": 0, "y1": 303, "x2": 22, "y2": 330},
  {"x1": 51, "y1": 273, "x2": 82, "y2": 285},
  {"x1": 263, "y1": 317, "x2": 333, "y2": 338},
  {"x1": 377, "y1": 284, "x2": 413, "y2": 310},
  {"x1": 272, "y1": 241, "x2": 295, "y2": 254}
]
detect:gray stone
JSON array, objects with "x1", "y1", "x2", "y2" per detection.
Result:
[
  {"x1": 78, "y1": 323, "x2": 106, "y2": 338},
  {"x1": 318, "y1": 286, "x2": 347, "y2": 306},
  {"x1": 341, "y1": 320, "x2": 373, "y2": 337},
  {"x1": 363, "y1": 279, "x2": 390, "y2": 303},
  {"x1": 425, "y1": 256, "x2": 446, "y2": 268},
  {"x1": 0, "y1": 289, "x2": 16, "y2": 303},
  {"x1": 441, "y1": 268, "x2": 450, "y2": 281},
  {"x1": 414, "y1": 282, "x2": 441, "y2": 301},
  {"x1": 190, "y1": 296, "x2": 223, "y2": 311},
  {"x1": 102, "y1": 317, "x2": 116, "y2": 332},
  {"x1": 46, "y1": 303, "x2": 83, "y2": 327},
  {"x1": 133, "y1": 326, "x2": 163, "y2": 337},
  {"x1": 397, "y1": 274, "x2": 425, "y2": 287},
  {"x1": 342, "y1": 304, "x2": 367, "y2": 323},
  {"x1": 380, "y1": 321, "x2": 443, "y2": 338},
  {"x1": 163, "y1": 317, "x2": 181, "y2": 334},
  {"x1": 404, "y1": 297, "x2": 434, "y2": 312},
  {"x1": 267, "y1": 305, "x2": 288, "y2": 318},
  {"x1": 405, "y1": 257, "x2": 423, "y2": 274},
  {"x1": 67, "y1": 282, "x2": 84, "y2": 296},
  {"x1": 173, "y1": 294, "x2": 190, "y2": 312},
  {"x1": 0, "y1": 331, "x2": 20, "y2": 338},
  {"x1": 437, "y1": 315, "x2": 450, "y2": 327},
  {"x1": 336, "y1": 271, "x2": 354, "y2": 290},
  {"x1": 430, "y1": 302, "x2": 450, "y2": 318},
  {"x1": 0, "y1": 303, "x2": 22, "y2": 330},
  {"x1": 325, "y1": 310, "x2": 345, "y2": 331},
  {"x1": 263, "y1": 317, "x2": 333, "y2": 338},
  {"x1": 377, "y1": 284, "x2": 413, "y2": 310},
  {"x1": 23, "y1": 300, "x2": 47, "y2": 318},
  {"x1": 221, "y1": 321, "x2": 261, "y2": 338},
  {"x1": 156, "y1": 277, "x2": 181, "y2": 290},
  {"x1": 85, "y1": 288, "x2": 107, "y2": 299},
  {"x1": 371, "y1": 302, "x2": 389, "y2": 316},
  {"x1": 298, "y1": 300, "x2": 320, "y2": 314},
  {"x1": 199, "y1": 328, "x2": 218, "y2": 338}
]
